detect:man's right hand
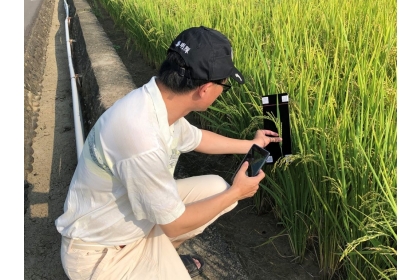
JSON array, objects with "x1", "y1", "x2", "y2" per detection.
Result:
[{"x1": 229, "y1": 161, "x2": 265, "y2": 200}]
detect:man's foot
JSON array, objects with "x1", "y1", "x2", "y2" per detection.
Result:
[{"x1": 180, "y1": 254, "x2": 205, "y2": 278}]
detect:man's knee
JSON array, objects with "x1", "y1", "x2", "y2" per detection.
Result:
[
  {"x1": 176, "y1": 174, "x2": 231, "y2": 203},
  {"x1": 206, "y1": 174, "x2": 230, "y2": 195}
]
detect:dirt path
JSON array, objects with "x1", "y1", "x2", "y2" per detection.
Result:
[
  {"x1": 24, "y1": 0, "x2": 76, "y2": 278},
  {"x1": 24, "y1": 0, "x2": 320, "y2": 279}
]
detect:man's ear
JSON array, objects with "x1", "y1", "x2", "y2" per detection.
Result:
[{"x1": 196, "y1": 82, "x2": 213, "y2": 99}]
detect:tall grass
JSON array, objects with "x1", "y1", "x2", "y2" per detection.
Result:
[{"x1": 94, "y1": 0, "x2": 397, "y2": 278}]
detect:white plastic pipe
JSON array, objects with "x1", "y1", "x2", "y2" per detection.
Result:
[{"x1": 64, "y1": 0, "x2": 84, "y2": 159}]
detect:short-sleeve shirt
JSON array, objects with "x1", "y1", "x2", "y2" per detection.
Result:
[{"x1": 55, "y1": 77, "x2": 202, "y2": 246}]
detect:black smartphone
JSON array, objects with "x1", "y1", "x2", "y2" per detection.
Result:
[{"x1": 231, "y1": 144, "x2": 270, "y2": 183}]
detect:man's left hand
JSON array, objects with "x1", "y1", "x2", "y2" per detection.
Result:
[{"x1": 253, "y1": 129, "x2": 282, "y2": 148}]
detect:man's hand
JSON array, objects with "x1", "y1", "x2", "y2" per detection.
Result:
[
  {"x1": 253, "y1": 129, "x2": 282, "y2": 148},
  {"x1": 229, "y1": 161, "x2": 265, "y2": 200}
]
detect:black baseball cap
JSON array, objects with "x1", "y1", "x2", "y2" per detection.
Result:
[{"x1": 168, "y1": 26, "x2": 245, "y2": 84}]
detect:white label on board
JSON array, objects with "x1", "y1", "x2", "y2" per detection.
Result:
[{"x1": 262, "y1": 97, "x2": 269, "y2": 104}]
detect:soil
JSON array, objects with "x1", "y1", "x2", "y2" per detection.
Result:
[{"x1": 24, "y1": 0, "x2": 320, "y2": 279}]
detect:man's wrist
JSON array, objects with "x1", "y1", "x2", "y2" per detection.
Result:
[{"x1": 225, "y1": 183, "x2": 241, "y2": 203}]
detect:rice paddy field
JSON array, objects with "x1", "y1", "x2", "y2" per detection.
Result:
[{"x1": 92, "y1": 0, "x2": 397, "y2": 279}]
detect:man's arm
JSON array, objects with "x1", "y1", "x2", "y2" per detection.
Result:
[
  {"x1": 194, "y1": 129, "x2": 281, "y2": 154},
  {"x1": 159, "y1": 161, "x2": 263, "y2": 238}
]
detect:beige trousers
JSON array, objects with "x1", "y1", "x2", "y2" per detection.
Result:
[{"x1": 61, "y1": 175, "x2": 237, "y2": 280}]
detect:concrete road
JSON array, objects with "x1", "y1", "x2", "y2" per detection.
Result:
[{"x1": 25, "y1": 0, "x2": 45, "y2": 45}]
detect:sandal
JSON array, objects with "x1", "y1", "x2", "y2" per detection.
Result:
[{"x1": 180, "y1": 254, "x2": 205, "y2": 278}]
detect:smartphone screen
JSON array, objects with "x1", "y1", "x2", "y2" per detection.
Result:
[{"x1": 231, "y1": 144, "x2": 270, "y2": 183}]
